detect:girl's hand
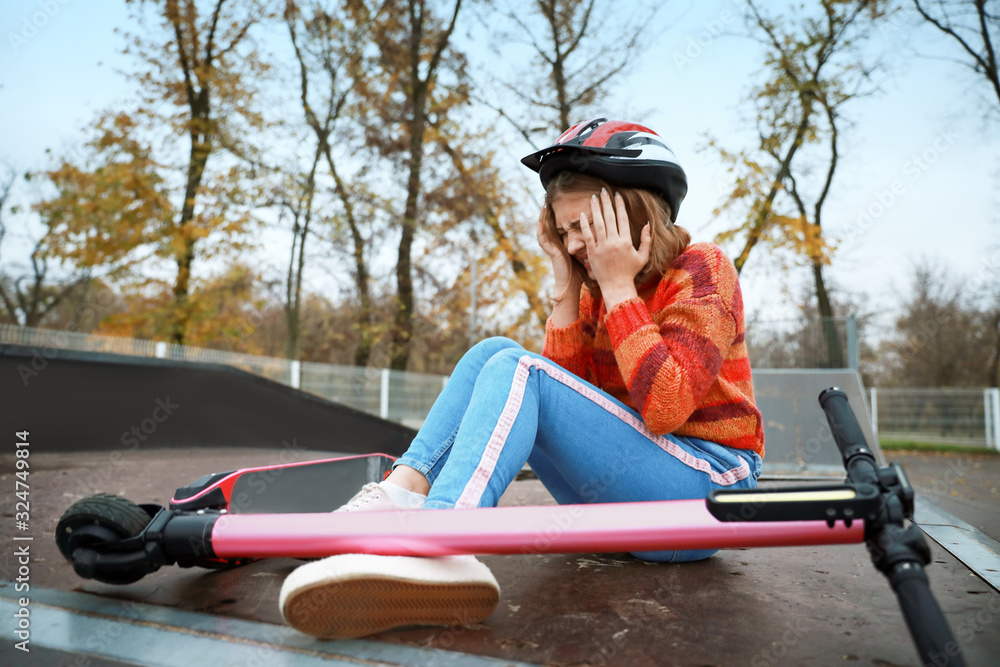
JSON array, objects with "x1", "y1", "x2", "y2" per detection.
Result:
[
  {"x1": 536, "y1": 208, "x2": 583, "y2": 304},
  {"x1": 580, "y1": 189, "x2": 651, "y2": 305}
]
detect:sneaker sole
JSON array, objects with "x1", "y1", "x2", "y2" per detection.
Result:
[{"x1": 282, "y1": 575, "x2": 500, "y2": 639}]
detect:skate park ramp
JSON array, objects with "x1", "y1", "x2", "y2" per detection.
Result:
[
  {"x1": 2, "y1": 343, "x2": 882, "y2": 477},
  {"x1": 0, "y1": 343, "x2": 415, "y2": 455},
  {"x1": 752, "y1": 368, "x2": 883, "y2": 476},
  {"x1": 1, "y1": 347, "x2": 999, "y2": 665}
]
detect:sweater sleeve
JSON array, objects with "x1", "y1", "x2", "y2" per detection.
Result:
[
  {"x1": 604, "y1": 246, "x2": 738, "y2": 435},
  {"x1": 542, "y1": 292, "x2": 596, "y2": 381}
]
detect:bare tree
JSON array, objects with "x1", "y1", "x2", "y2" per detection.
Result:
[
  {"x1": 880, "y1": 261, "x2": 997, "y2": 386},
  {"x1": 483, "y1": 0, "x2": 659, "y2": 140},
  {"x1": 0, "y1": 166, "x2": 91, "y2": 327},
  {"x1": 912, "y1": 0, "x2": 1000, "y2": 116},
  {"x1": 749, "y1": 281, "x2": 883, "y2": 379},
  {"x1": 285, "y1": 0, "x2": 378, "y2": 365},
  {"x1": 272, "y1": 156, "x2": 321, "y2": 361},
  {"x1": 909, "y1": 1, "x2": 1000, "y2": 381}
]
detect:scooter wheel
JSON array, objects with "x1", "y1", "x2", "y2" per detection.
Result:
[{"x1": 56, "y1": 493, "x2": 151, "y2": 561}]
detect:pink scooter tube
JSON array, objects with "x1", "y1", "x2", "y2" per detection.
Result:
[{"x1": 209, "y1": 498, "x2": 864, "y2": 559}]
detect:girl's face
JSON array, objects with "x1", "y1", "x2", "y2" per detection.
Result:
[{"x1": 550, "y1": 191, "x2": 598, "y2": 278}]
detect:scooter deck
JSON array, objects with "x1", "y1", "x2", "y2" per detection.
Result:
[
  {"x1": 169, "y1": 452, "x2": 396, "y2": 513},
  {"x1": 165, "y1": 453, "x2": 865, "y2": 557}
]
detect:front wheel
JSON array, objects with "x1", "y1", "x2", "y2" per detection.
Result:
[{"x1": 55, "y1": 493, "x2": 153, "y2": 584}]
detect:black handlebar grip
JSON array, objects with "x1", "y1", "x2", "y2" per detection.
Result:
[
  {"x1": 818, "y1": 387, "x2": 872, "y2": 462},
  {"x1": 819, "y1": 387, "x2": 879, "y2": 487},
  {"x1": 890, "y1": 563, "x2": 966, "y2": 666}
]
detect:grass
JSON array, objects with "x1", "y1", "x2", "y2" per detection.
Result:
[{"x1": 879, "y1": 439, "x2": 1000, "y2": 456}]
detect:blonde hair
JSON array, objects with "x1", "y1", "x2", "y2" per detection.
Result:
[{"x1": 539, "y1": 171, "x2": 691, "y2": 297}]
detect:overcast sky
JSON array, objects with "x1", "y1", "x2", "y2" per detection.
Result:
[{"x1": 1, "y1": 0, "x2": 997, "y2": 337}]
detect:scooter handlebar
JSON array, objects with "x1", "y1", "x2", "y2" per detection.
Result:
[
  {"x1": 818, "y1": 388, "x2": 872, "y2": 461},
  {"x1": 819, "y1": 388, "x2": 966, "y2": 665},
  {"x1": 890, "y1": 562, "x2": 966, "y2": 666},
  {"x1": 818, "y1": 387, "x2": 879, "y2": 487}
]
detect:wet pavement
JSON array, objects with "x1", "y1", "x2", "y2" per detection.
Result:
[{"x1": 1, "y1": 446, "x2": 998, "y2": 666}]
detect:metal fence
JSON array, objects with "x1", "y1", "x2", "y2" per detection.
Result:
[
  {"x1": 299, "y1": 363, "x2": 447, "y2": 426},
  {"x1": 870, "y1": 386, "x2": 1000, "y2": 450},
  {"x1": 1, "y1": 324, "x2": 445, "y2": 427},
  {"x1": 6, "y1": 324, "x2": 999, "y2": 449},
  {"x1": 746, "y1": 317, "x2": 859, "y2": 370},
  {"x1": 0, "y1": 323, "x2": 294, "y2": 384}
]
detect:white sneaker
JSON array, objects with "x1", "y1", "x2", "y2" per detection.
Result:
[
  {"x1": 280, "y1": 553, "x2": 500, "y2": 639},
  {"x1": 336, "y1": 483, "x2": 403, "y2": 513}
]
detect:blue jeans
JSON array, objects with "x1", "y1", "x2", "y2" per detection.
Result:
[{"x1": 394, "y1": 337, "x2": 762, "y2": 562}]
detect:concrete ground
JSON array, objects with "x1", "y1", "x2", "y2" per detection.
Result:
[
  {"x1": 884, "y1": 450, "x2": 1000, "y2": 541},
  {"x1": 1, "y1": 446, "x2": 998, "y2": 666}
]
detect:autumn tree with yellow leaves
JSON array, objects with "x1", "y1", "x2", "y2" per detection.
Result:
[
  {"x1": 36, "y1": 0, "x2": 270, "y2": 346},
  {"x1": 421, "y1": 122, "x2": 550, "y2": 350},
  {"x1": 709, "y1": 0, "x2": 890, "y2": 367}
]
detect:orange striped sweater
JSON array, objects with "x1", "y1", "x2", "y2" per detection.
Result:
[{"x1": 542, "y1": 242, "x2": 765, "y2": 456}]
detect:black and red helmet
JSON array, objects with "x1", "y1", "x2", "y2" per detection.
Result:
[{"x1": 521, "y1": 118, "x2": 687, "y2": 221}]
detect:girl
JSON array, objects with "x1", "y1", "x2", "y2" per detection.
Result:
[{"x1": 279, "y1": 118, "x2": 765, "y2": 640}]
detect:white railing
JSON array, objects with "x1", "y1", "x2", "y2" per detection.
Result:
[
  {"x1": 1, "y1": 324, "x2": 445, "y2": 428},
  {"x1": 6, "y1": 324, "x2": 998, "y2": 448},
  {"x1": 1, "y1": 323, "x2": 160, "y2": 358},
  {"x1": 869, "y1": 386, "x2": 1000, "y2": 450},
  {"x1": 298, "y1": 362, "x2": 447, "y2": 425}
]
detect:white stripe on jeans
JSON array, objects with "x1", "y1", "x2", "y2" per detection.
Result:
[{"x1": 454, "y1": 355, "x2": 750, "y2": 509}]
